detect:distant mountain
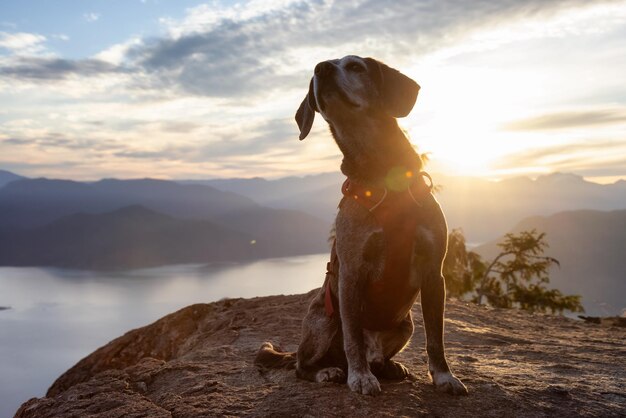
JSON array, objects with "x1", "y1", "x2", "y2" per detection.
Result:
[
  {"x1": 196, "y1": 172, "x2": 626, "y2": 243},
  {"x1": 214, "y1": 206, "x2": 333, "y2": 256},
  {"x1": 0, "y1": 176, "x2": 332, "y2": 269},
  {"x1": 438, "y1": 173, "x2": 626, "y2": 243},
  {"x1": 0, "y1": 178, "x2": 261, "y2": 228},
  {"x1": 475, "y1": 209, "x2": 626, "y2": 316},
  {"x1": 182, "y1": 172, "x2": 344, "y2": 208},
  {"x1": 0, "y1": 169, "x2": 25, "y2": 188},
  {"x1": 2, "y1": 171, "x2": 623, "y2": 272},
  {"x1": 0, "y1": 205, "x2": 329, "y2": 270}
]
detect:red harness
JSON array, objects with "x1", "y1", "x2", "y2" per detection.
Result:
[{"x1": 324, "y1": 171, "x2": 433, "y2": 331}]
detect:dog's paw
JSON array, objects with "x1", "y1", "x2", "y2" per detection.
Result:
[
  {"x1": 381, "y1": 360, "x2": 411, "y2": 380},
  {"x1": 430, "y1": 370, "x2": 468, "y2": 396},
  {"x1": 315, "y1": 367, "x2": 346, "y2": 383},
  {"x1": 348, "y1": 370, "x2": 381, "y2": 395}
]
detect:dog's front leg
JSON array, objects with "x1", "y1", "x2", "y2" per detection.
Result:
[
  {"x1": 338, "y1": 263, "x2": 382, "y2": 395},
  {"x1": 421, "y1": 272, "x2": 468, "y2": 395}
]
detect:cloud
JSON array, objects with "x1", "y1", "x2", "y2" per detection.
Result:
[
  {"x1": 1, "y1": 134, "x2": 122, "y2": 152},
  {"x1": 0, "y1": 57, "x2": 126, "y2": 80},
  {"x1": 83, "y1": 13, "x2": 100, "y2": 23},
  {"x1": 503, "y1": 108, "x2": 626, "y2": 130},
  {"x1": 0, "y1": 0, "x2": 616, "y2": 97},
  {"x1": 52, "y1": 34, "x2": 70, "y2": 42},
  {"x1": 0, "y1": 116, "x2": 327, "y2": 180},
  {"x1": 125, "y1": 0, "x2": 610, "y2": 98},
  {"x1": 114, "y1": 117, "x2": 297, "y2": 162},
  {"x1": 130, "y1": 19, "x2": 296, "y2": 97},
  {"x1": 1, "y1": 137, "x2": 30, "y2": 145},
  {"x1": 1, "y1": 0, "x2": 625, "y2": 180},
  {"x1": 159, "y1": 121, "x2": 201, "y2": 134},
  {"x1": 0, "y1": 31, "x2": 46, "y2": 54},
  {"x1": 0, "y1": 161, "x2": 84, "y2": 174},
  {"x1": 493, "y1": 139, "x2": 626, "y2": 176},
  {"x1": 95, "y1": 38, "x2": 143, "y2": 65}
]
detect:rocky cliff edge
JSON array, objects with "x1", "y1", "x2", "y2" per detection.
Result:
[{"x1": 15, "y1": 290, "x2": 626, "y2": 417}]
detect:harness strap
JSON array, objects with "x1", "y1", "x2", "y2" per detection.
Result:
[
  {"x1": 324, "y1": 277, "x2": 335, "y2": 317},
  {"x1": 324, "y1": 240, "x2": 339, "y2": 317}
]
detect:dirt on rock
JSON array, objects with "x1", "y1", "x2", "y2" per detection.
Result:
[{"x1": 15, "y1": 289, "x2": 626, "y2": 417}]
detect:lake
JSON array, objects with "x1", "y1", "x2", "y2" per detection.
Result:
[{"x1": 0, "y1": 253, "x2": 329, "y2": 417}]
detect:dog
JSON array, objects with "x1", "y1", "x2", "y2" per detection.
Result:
[{"x1": 255, "y1": 55, "x2": 467, "y2": 396}]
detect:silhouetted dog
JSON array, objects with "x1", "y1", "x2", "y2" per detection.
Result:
[{"x1": 256, "y1": 56, "x2": 467, "y2": 396}]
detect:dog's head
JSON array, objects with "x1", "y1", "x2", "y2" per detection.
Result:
[{"x1": 295, "y1": 56, "x2": 420, "y2": 140}]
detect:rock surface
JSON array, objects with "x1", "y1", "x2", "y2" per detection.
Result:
[{"x1": 15, "y1": 290, "x2": 626, "y2": 417}]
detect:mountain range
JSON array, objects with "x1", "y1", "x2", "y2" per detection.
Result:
[
  {"x1": 197, "y1": 171, "x2": 626, "y2": 243},
  {"x1": 0, "y1": 169, "x2": 24, "y2": 188},
  {"x1": 0, "y1": 173, "x2": 331, "y2": 269},
  {"x1": 0, "y1": 205, "x2": 260, "y2": 270},
  {"x1": 0, "y1": 169, "x2": 624, "y2": 315},
  {"x1": 0, "y1": 177, "x2": 258, "y2": 228}
]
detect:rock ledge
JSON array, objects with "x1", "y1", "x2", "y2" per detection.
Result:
[{"x1": 15, "y1": 291, "x2": 626, "y2": 417}]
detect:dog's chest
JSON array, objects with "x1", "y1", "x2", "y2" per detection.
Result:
[{"x1": 362, "y1": 225, "x2": 434, "y2": 330}]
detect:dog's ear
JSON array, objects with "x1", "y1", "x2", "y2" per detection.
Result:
[
  {"x1": 295, "y1": 78, "x2": 317, "y2": 140},
  {"x1": 365, "y1": 58, "x2": 420, "y2": 118}
]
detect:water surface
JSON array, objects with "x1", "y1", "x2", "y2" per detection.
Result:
[{"x1": 0, "y1": 254, "x2": 328, "y2": 417}]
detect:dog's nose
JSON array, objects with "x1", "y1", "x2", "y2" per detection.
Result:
[{"x1": 314, "y1": 61, "x2": 334, "y2": 78}]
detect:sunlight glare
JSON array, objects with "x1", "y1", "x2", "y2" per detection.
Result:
[{"x1": 403, "y1": 52, "x2": 552, "y2": 177}]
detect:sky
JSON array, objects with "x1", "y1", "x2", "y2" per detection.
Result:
[{"x1": 1, "y1": 0, "x2": 625, "y2": 183}]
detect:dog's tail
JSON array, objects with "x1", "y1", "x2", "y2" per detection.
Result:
[{"x1": 254, "y1": 342, "x2": 297, "y2": 369}]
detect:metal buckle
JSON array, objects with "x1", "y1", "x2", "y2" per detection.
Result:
[{"x1": 420, "y1": 171, "x2": 433, "y2": 191}]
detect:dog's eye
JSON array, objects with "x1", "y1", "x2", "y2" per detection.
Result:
[{"x1": 346, "y1": 63, "x2": 365, "y2": 73}]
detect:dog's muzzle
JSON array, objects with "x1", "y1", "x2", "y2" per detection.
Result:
[
  {"x1": 314, "y1": 61, "x2": 358, "y2": 111},
  {"x1": 313, "y1": 61, "x2": 336, "y2": 111},
  {"x1": 315, "y1": 61, "x2": 335, "y2": 78}
]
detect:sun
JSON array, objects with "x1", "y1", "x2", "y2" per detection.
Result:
[{"x1": 401, "y1": 62, "x2": 547, "y2": 178}]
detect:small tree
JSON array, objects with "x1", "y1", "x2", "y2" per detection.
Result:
[
  {"x1": 473, "y1": 229, "x2": 584, "y2": 314},
  {"x1": 443, "y1": 228, "x2": 584, "y2": 315}
]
